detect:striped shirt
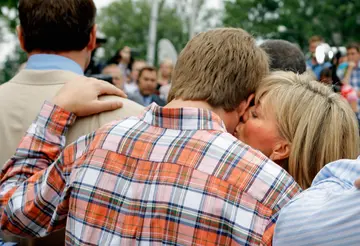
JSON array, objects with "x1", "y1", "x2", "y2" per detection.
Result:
[
  {"x1": 274, "y1": 158, "x2": 360, "y2": 245},
  {"x1": 0, "y1": 102, "x2": 300, "y2": 245}
]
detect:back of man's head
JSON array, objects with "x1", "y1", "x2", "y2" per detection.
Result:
[
  {"x1": 260, "y1": 40, "x2": 306, "y2": 74},
  {"x1": 18, "y1": 0, "x2": 96, "y2": 53},
  {"x1": 168, "y1": 28, "x2": 269, "y2": 112}
]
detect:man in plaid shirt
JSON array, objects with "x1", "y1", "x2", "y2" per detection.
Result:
[{"x1": 0, "y1": 28, "x2": 300, "y2": 245}]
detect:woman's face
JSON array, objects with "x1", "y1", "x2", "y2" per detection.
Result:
[
  {"x1": 161, "y1": 62, "x2": 173, "y2": 78},
  {"x1": 120, "y1": 46, "x2": 131, "y2": 64},
  {"x1": 234, "y1": 101, "x2": 286, "y2": 159}
]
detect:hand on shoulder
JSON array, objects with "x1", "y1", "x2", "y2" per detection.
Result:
[{"x1": 52, "y1": 77, "x2": 127, "y2": 116}]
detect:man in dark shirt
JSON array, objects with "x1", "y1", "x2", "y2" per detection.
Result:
[{"x1": 128, "y1": 66, "x2": 165, "y2": 106}]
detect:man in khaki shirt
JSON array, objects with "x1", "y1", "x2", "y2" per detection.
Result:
[{"x1": 0, "y1": 0, "x2": 143, "y2": 245}]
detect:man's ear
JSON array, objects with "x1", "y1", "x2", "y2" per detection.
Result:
[
  {"x1": 17, "y1": 26, "x2": 26, "y2": 52},
  {"x1": 269, "y1": 141, "x2": 290, "y2": 162},
  {"x1": 87, "y1": 25, "x2": 97, "y2": 51},
  {"x1": 237, "y1": 94, "x2": 255, "y2": 118}
]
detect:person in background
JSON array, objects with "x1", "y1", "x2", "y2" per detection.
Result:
[
  {"x1": 0, "y1": 1, "x2": 143, "y2": 244},
  {"x1": 125, "y1": 60, "x2": 147, "y2": 94},
  {"x1": 108, "y1": 46, "x2": 134, "y2": 83},
  {"x1": 158, "y1": 59, "x2": 173, "y2": 87},
  {"x1": 0, "y1": 28, "x2": 300, "y2": 246},
  {"x1": 158, "y1": 59, "x2": 174, "y2": 102},
  {"x1": 306, "y1": 36, "x2": 332, "y2": 80},
  {"x1": 320, "y1": 67, "x2": 333, "y2": 85},
  {"x1": 337, "y1": 43, "x2": 360, "y2": 116},
  {"x1": 260, "y1": 39, "x2": 306, "y2": 74},
  {"x1": 320, "y1": 67, "x2": 358, "y2": 113},
  {"x1": 128, "y1": 66, "x2": 166, "y2": 106},
  {"x1": 84, "y1": 37, "x2": 108, "y2": 76},
  {"x1": 102, "y1": 64, "x2": 123, "y2": 89}
]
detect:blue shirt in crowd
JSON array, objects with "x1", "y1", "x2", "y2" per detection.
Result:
[{"x1": 306, "y1": 59, "x2": 331, "y2": 80}]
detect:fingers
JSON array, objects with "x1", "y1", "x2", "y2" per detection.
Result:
[
  {"x1": 83, "y1": 100, "x2": 124, "y2": 116},
  {"x1": 94, "y1": 79, "x2": 127, "y2": 98}
]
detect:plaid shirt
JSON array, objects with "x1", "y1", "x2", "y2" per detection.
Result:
[{"x1": 0, "y1": 102, "x2": 301, "y2": 246}]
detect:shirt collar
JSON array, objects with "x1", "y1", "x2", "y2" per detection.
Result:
[
  {"x1": 312, "y1": 157, "x2": 360, "y2": 188},
  {"x1": 140, "y1": 103, "x2": 227, "y2": 132},
  {"x1": 25, "y1": 54, "x2": 84, "y2": 75}
]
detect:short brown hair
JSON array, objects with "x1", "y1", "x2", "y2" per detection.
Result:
[
  {"x1": 138, "y1": 66, "x2": 157, "y2": 79},
  {"x1": 347, "y1": 42, "x2": 360, "y2": 52},
  {"x1": 309, "y1": 35, "x2": 323, "y2": 44},
  {"x1": 168, "y1": 28, "x2": 269, "y2": 111},
  {"x1": 19, "y1": 0, "x2": 96, "y2": 52}
]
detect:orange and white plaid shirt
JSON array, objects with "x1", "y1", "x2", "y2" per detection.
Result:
[{"x1": 0, "y1": 101, "x2": 300, "y2": 245}]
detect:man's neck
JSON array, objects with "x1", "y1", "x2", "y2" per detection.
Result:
[
  {"x1": 166, "y1": 99, "x2": 226, "y2": 120},
  {"x1": 28, "y1": 51, "x2": 86, "y2": 71}
]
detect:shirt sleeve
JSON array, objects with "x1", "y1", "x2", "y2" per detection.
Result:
[
  {"x1": 273, "y1": 158, "x2": 360, "y2": 245},
  {"x1": 0, "y1": 101, "x2": 91, "y2": 237},
  {"x1": 262, "y1": 175, "x2": 301, "y2": 245}
]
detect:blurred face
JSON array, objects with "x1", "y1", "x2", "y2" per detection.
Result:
[
  {"x1": 160, "y1": 62, "x2": 173, "y2": 78},
  {"x1": 138, "y1": 70, "x2": 157, "y2": 96},
  {"x1": 320, "y1": 76, "x2": 332, "y2": 85},
  {"x1": 131, "y1": 61, "x2": 147, "y2": 82},
  {"x1": 234, "y1": 101, "x2": 285, "y2": 158},
  {"x1": 120, "y1": 46, "x2": 131, "y2": 64},
  {"x1": 102, "y1": 66, "x2": 123, "y2": 89},
  {"x1": 309, "y1": 41, "x2": 321, "y2": 54},
  {"x1": 347, "y1": 48, "x2": 360, "y2": 63}
]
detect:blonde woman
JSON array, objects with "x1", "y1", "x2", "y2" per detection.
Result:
[
  {"x1": 158, "y1": 59, "x2": 174, "y2": 102},
  {"x1": 234, "y1": 71, "x2": 360, "y2": 189},
  {"x1": 158, "y1": 59, "x2": 174, "y2": 87}
]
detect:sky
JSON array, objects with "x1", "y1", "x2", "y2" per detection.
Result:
[{"x1": 0, "y1": 0, "x2": 222, "y2": 65}]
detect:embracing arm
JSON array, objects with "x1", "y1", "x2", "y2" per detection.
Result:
[{"x1": 0, "y1": 78, "x2": 125, "y2": 237}]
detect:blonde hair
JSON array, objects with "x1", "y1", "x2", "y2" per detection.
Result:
[
  {"x1": 158, "y1": 59, "x2": 174, "y2": 82},
  {"x1": 256, "y1": 71, "x2": 359, "y2": 189},
  {"x1": 168, "y1": 28, "x2": 269, "y2": 111}
]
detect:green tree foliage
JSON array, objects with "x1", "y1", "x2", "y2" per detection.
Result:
[
  {"x1": 223, "y1": 0, "x2": 360, "y2": 49},
  {"x1": 0, "y1": 0, "x2": 23, "y2": 84},
  {"x1": 0, "y1": 45, "x2": 27, "y2": 84},
  {"x1": 0, "y1": 0, "x2": 18, "y2": 30},
  {"x1": 97, "y1": 0, "x2": 189, "y2": 62}
]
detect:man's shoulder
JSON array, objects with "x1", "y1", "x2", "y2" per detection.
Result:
[
  {"x1": 66, "y1": 96, "x2": 144, "y2": 143},
  {"x1": 99, "y1": 95, "x2": 145, "y2": 119},
  {"x1": 274, "y1": 158, "x2": 360, "y2": 245},
  {"x1": 127, "y1": 91, "x2": 143, "y2": 104},
  {"x1": 193, "y1": 132, "x2": 301, "y2": 210},
  {"x1": 12, "y1": 69, "x2": 81, "y2": 84}
]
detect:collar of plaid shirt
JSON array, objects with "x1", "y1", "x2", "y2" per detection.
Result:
[
  {"x1": 142, "y1": 104, "x2": 227, "y2": 131},
  {"x1": 0, "y1": 102, "x2": 301, "y2": 246}
]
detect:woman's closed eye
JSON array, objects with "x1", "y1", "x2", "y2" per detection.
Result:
[{"x1": 251, "y1": 110, "x2": 258, "y2": 118}]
